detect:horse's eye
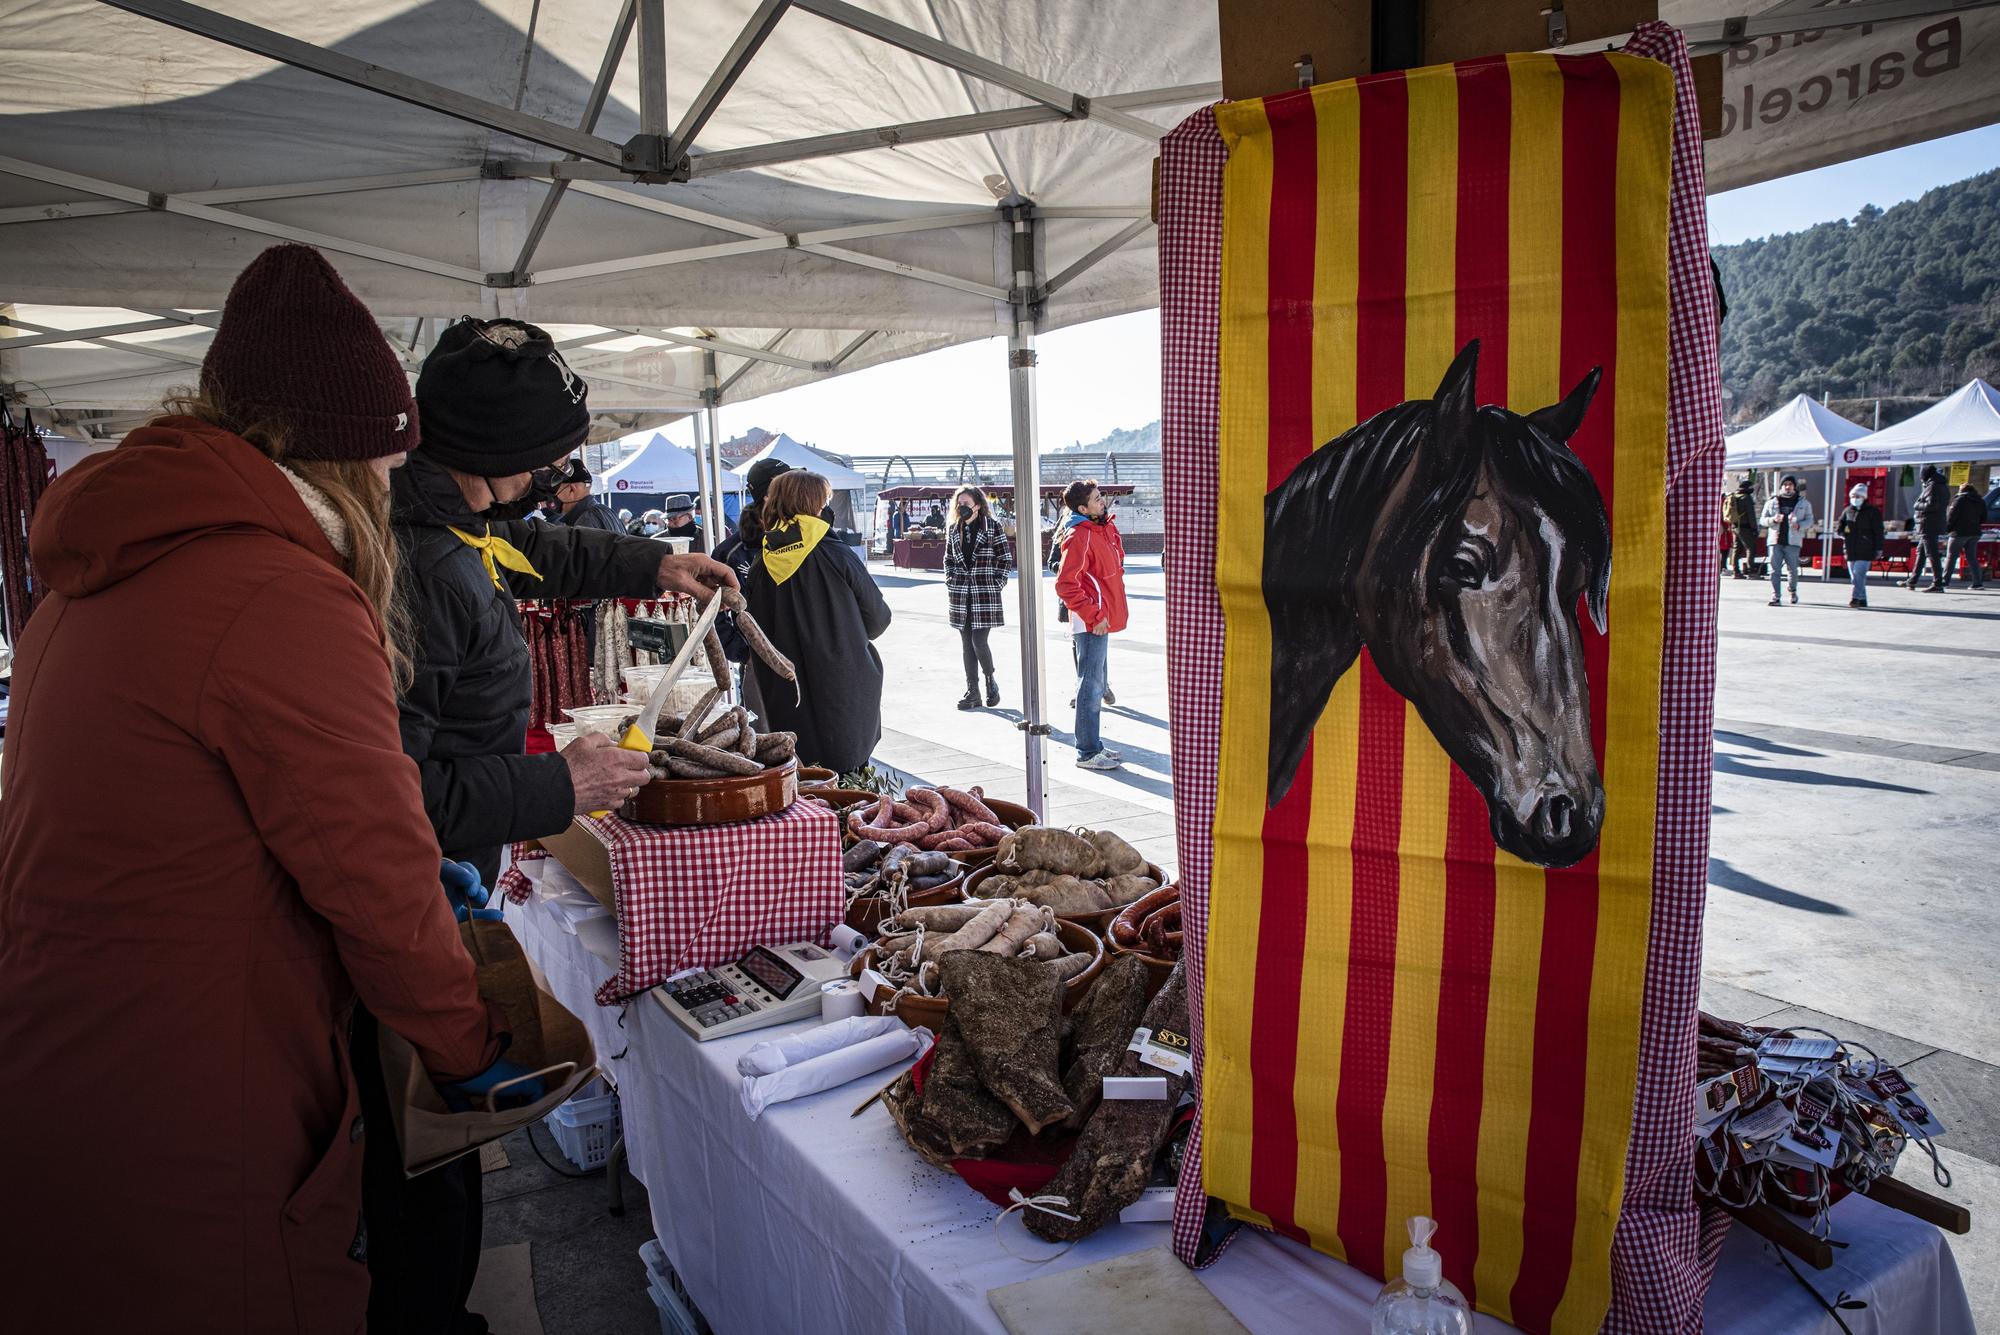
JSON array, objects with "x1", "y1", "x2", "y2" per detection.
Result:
[{"x1": 1445, "y1": 551, "x2": 1485, "y2": 587}]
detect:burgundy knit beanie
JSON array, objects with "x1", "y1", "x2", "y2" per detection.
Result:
[{"x1": 198, "y1": 244, "x2": 419, "y2": 461}]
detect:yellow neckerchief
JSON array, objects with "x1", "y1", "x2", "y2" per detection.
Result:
[
  {"x1": 447, "y1": 524, "x2": 542, "y2": 591},
  {"x1": 762, "y1": 513, "x2": 829, "y2": 586}
]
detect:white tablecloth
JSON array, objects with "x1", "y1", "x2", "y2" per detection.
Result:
[{"x1": 509, "y1": 881, "x2": 1972, "y2": 1335}]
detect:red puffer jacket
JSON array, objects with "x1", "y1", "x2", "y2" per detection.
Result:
[
  {"x1": 1054, "y1": 512, "x2": 1129, "y2": 633},
  {"x1": 0, "y1": 419, "x2": 503, "y2": 1334}
]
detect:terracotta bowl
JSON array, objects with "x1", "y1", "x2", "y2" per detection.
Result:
[
  {"x1": 801, "y1": 788, "x2": 891, "y2": 844},
  {"x1": 797, "y1": 767, "x2": 839, "y2": 788},
  {"x1": 961, "y1": 862, "x2": 1167, "y2": 937},
  {"x1": 951, "y1": 797, "x2": 1038, "y2": 867},
  {"x1": 621, "y1": 760, "x2": 797, "y2": 826},
  {"x1": 857, "y1": 917, "x2": 1103, "y2": 1030},
  {"x1": 841, "y1": 861, "x2": 968, "y2": 935},
  {"x1": 1105, "y1": 938, "x2": 1179, "y2": 1000}
]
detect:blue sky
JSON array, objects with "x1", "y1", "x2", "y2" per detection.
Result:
[{"x1": 680, "y1": 124, "x2": 2000, "y2": 460}]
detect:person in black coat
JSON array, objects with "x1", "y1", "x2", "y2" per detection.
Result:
[
  {"x1": 553, "y1": 458, "x2": 622, "y2": 532},
  {"x1": 1836, "y1": 482, "x2": 1885, "y2": 608},
  {"x1": 1905, "y1": 464, "x2": 1951, "y2": 591},
  {"x1": 745, "y1": 469, "x2": 891, "y2": 775},
  {"x1": 1944, "y1": 482, "x2": 1989, "y2": 589},
  {"x1": 375, "y1": 317, "x2": 736, "y2": 1335}
]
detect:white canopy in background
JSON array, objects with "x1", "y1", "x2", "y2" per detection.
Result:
[
  {"x1": 1723, "y1": 393, "x2": 1870, "y2": 469},
  {"x1": 597, "y1": 432, "x2": 744, "y2": 497},
  {"x1": 730, "y1": 433, "x2": 868, "y2": 492},
  {"x1": 1844, "y1": 377, "x2": 2000, "y2": 465}
]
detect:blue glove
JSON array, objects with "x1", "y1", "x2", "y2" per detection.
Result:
[
  {"x1": 440, "y1": 859, "x2": 503, "y2": 922},
  {"x1": 441, "y1": 1057, "x2": 546, "y2": 1113}
]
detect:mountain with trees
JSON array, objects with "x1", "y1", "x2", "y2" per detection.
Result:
[
  {"x1": 1056, "y1": 420, "x2": 1161, "y2": 454},
  {"x1": 1713, "y1": 167, "x2": 2000, "y2": 423}
]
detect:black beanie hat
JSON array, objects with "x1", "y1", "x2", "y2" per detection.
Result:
[
  {"x1": 416, "y1": 318, "x2": 589, "y2": 476},
  {"x1": 745, "y1": 458, "x2": 792, "y2": 504}
]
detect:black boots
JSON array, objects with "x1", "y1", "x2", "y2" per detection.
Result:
[
  {"x1": 985, "y1": 675, "x2": 1000, "y2": 707},
  {"x1": 957, "y1": 687, "x2": 979, "y2": 711}
]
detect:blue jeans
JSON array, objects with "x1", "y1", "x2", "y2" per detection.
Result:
[
  {"x1": 1769, "y1": 544, "x2": 1801, "y2": 597},
  {"x1": 1848, "y1": 558, "x2": 1871, "y2": 604},
  {"x1": 1073, "y1": 630, "x2": 1108, "y2": 757}
]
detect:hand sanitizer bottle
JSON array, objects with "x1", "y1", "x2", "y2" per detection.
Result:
[{"x1": 1369, "y1": 1216, "x2": 1472, "y2": 1335}]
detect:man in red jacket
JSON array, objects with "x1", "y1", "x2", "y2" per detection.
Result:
[{"x1": 1054, "y1": 479, "x2": 1129, "y2": 770}]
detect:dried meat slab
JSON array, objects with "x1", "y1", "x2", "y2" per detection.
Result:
[{"x1": 1027, "y1": 961, "x2": 1188, "y2": 1242}]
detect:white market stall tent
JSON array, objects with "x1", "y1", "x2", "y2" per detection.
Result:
[
  {"x1": 1844, "y1": 377, "x2": 2000, "y2": 466},
  {"x1": 1723, "y1": 393, "x2": 1871, "y2": 470},
  {"x1": 597, "y1": 430, "x2": 745, "y2": 501},
  {"x1": 731, "y1": 433, "x2": 868, "y2": 493}
]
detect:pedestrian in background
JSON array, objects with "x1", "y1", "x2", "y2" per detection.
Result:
[
  {"x1": 746, "y1": 470, "x2": 891, "y2": 774},
  {"x1": 553, "y1": 458, "x2": 621, "y2": 532},
  {"x1": 944, "y1": 484, "x2": 1011, "y2": 710},
  {"x1": 663, "y1": 493, "x2": 707, "y2": 552},
  {"x1": 1906, "y1": 463, "x2": 1949, "y2": 592},
  {"x1": 1836, "y1": 482, "x2": 1883, "y2": 608},
  {"x1": 1727, "y1": 477, "x2": 1759, "y2": 579},
  {"x1": 1760, "y1": 473, "x2": 1813, "y2": 606},
  {"x1": 1945, "y1": 481, "x2": 1988, "y2": 589},
  {"x1": 1055, "y1": 479, "x2": 1127, "y2": 771}
]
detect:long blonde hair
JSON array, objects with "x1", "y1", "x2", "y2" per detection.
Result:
[{"x1": 156, "y1": 393, "x2": 415, "y2": 691}]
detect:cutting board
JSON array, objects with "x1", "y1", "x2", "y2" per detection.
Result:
[{"x1": 988, "y1": 1246, "x2": 1251, "y2": 1335}]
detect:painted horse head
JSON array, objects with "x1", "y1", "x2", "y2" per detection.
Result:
[{"x1": 1263, "y1": 340, "x2": 1611, "y2": 869}]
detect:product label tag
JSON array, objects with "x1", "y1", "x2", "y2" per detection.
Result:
[{"x1": 1127, "y1": 1026, "x2": 1193, "y2": 1078}]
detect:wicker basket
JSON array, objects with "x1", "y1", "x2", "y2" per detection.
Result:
[
  {"x1": 961, "y1": 861, "x2": 1167, "y2": 937},
  {"x1": 856, "y1": 917, "x2": 1103, "y2": 1029}
]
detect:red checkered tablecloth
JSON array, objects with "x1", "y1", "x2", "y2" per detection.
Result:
[{"x1": 500, "y1": 801, "x2": 843, "y2": 1005}]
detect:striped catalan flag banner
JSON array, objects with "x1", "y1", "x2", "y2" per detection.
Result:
[{"x1": 1201, "y1": 52, "x2": 1673, "y2": 1335}]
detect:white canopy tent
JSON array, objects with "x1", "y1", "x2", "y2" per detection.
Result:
[
  {"x1": 1844, "y1": 377, "x2": 2000, "y2": 466},
  {"x1": 730, "y1": 433, "x2": 869, "y2": 492},
  {"x1": 1723, "y1": 393, "x2": 1871, "y2": 470},
  {"x1": 5, "y1": 0, "x2": 1998, "y2": 808},
  {"x1": 596, "y1": 431, "x2": 745, "y2": 523}
]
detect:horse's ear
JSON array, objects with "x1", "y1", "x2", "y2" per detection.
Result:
[
  {"x1": 1528, "y1": 366, "x2": 1602, "y2": 443},
  {"x1": 1432, "y1": 340, "x2": 1480, "y2": 434}
]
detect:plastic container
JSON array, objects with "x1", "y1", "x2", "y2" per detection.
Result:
[
  {"x1": 639, "y1": 1240, "x2": 712, "y2": 1335},
  {"x1": 622, "y1": 664, "x2": 670, "y2": 698},
  {"x1": 1370, "y1": 1217, "x2": 1472, "y2": 1335},
  {"x1": 563, "y1": 704, "x2": 637, "y2": 738},
  {"x1": 543, "y1": 1084, "x2": 620, "y2": 1171},
  {"x1": 545, "y1": 722, "x2": 581, "y2": 750}
]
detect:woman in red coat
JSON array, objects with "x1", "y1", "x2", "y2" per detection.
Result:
[
  {"x1": 1053, "y1": 479, "x2": 1129, "y2": 771},
  {"x1": 0, "y1": 245, "x2": 508, "y2": 1334}
]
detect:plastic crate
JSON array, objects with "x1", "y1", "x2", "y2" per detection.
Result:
[
  {"x1": 543, "y1": 1084, "x2": 620, "y2": 1171},
  {"x1": 640, "y1": 1240, "x2": 712, "y2": 1335}
]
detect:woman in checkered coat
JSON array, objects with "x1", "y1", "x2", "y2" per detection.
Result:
[{"x1": 945, "y1": 485, "x2": 1013, "y2": 710}]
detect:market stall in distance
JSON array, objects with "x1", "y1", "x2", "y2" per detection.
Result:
[{"x1": 877, "y1": 483, "x2": 1136, "y2": 570}]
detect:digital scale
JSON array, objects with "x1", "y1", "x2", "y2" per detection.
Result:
[{"x1": 652, "y1": 941, "x2": 850, "y2": 1041}]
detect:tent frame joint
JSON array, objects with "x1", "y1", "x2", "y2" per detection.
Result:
[{"x1": 620, "y1": 135, "x2": 671, "y2": 175}]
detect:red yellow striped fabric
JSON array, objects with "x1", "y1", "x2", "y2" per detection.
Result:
[{"x1": 1206, "y1": 54, "x2": 1673, "y2": 1334}]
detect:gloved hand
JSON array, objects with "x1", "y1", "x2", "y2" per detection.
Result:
[
  {"x1": 441, "y1": 1056, "x2": 546, "y2": 1113},
  {"x1": 440, "y1": 859, "x2": 504, "y2": 922}
]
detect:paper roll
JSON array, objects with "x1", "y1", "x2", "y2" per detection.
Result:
[{"x1": 821, "y1": 979, "x2": 867, "y2": 1022}]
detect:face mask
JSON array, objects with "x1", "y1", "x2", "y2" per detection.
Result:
[{"x1": 957, "y1": 505, "x2": 973, "y2": 517}]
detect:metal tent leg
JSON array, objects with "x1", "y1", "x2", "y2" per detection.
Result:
[
  {"x1": 1004, "y1": 202, "x2": 1050, "y2": 818},
  {"x1": 607, "y1": 1132, "x2": 627, "y2": 1216}
]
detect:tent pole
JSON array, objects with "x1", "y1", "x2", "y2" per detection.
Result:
[
  {"x1": 1822, "y1": 450, "x2": 1837, "y2": 581},
  {"x1": 1004, "y1": 202, "x2": 1050, "y2": 819},
  {"x1": 703, "y1": 352, "x2": 727, "y2": 546}
]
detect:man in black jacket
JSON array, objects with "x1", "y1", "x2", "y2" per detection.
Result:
[
  {"x1": 365, "y1": 317, "x2": 734, "y2": 1335},
  {"x1": 1944, "y1": 482, "x2": 1989, "y2": 589},
  {"x1": 553, "y1": 457, "x2": 622, "y2": 532},
  {"x1": 1905, "y1": 463, "x2": 1950, "y2": 591}
]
